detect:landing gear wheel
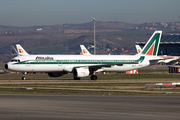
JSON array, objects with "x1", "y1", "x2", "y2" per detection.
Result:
[
  {"x1": 22, "y1": 76, "x2": 26, "y2": 80},
  {"x1": 74, "y1": 77, "x2": 81, "y2": 80},
  {"x1": 91, "y1": 75, "x2": 97, "y2": 80},
  {"x1": 22, "y1": 72, "x2": 27, "y2": 80}
]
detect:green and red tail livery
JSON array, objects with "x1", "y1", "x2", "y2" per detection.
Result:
[{"x1": 140, "y1": 31, "x2": 162, "y2": 56}]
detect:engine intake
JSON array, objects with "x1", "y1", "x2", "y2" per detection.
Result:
[{"x1": 73, "y1": 67, "x2": 90, "y2": 78}]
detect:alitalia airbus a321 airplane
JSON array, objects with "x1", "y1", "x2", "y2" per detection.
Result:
[{"x1": 5, "y1": 31, "x2": 163, "y2": 80}]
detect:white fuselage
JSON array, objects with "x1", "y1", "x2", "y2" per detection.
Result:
[{"x1": 6, "y1": 54, "x2": 161, "y2": 73}]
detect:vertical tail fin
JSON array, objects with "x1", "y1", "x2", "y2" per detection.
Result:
[
  {"x1": 16, "y1": 44, "x2": 29, "y2": 55},
  {"x1": 10, "y1": 46, "x2": 18, "y2": 57},
  {"x1": 140, "y1": 31, "x2": 162, "y2": 56},
  {"x1": 135, "y1": 45, "x2": 142, "y2": 54},
  {"x1": 80, "y1": 45, "x2": 91, "y2": 55}
]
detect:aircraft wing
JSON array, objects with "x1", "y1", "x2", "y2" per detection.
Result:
[
  {"x1": 159, "y1": 56, "x2": 179, "y2": 65},
  {"x1": 80, "y1": 61, "x2": 136, "y2": 71},
  {"x1": 166, "y1": 59, "x2": 179, "y2": 65}
]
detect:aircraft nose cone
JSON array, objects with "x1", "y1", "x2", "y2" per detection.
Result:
[{"x1": 5, "y1": 64, "x2": 8, "y2": 69}]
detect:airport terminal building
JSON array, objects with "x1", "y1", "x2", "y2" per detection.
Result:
[{"x1": 136, "y1": 34, "x2": 180, "y2": 56}]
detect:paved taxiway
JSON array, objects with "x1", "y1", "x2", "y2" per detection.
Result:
[{"x1": 0, "y1": 95, "x2": 180, "y2": 120}]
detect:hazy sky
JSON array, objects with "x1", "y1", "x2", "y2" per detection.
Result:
[{"x1": 0, "y1": 0, "x2": 179, "y2": 27}]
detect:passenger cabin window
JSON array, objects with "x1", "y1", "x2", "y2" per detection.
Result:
[{"x1": 11, "y1": 59, "x2": 20, "y2": 62}]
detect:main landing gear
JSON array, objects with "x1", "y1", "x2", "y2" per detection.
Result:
[
  {"x1": 22, "y1": 72, "x2": 27, "y2": 80},
  {"x1": 73, "y1": 75, "x2": 98, "y2": 80},
  {"x1": 90, "y1": 75, "x2": 97, "y2": 80}
]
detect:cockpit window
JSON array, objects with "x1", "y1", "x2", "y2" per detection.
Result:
[
  {"x1": 11, "y1": 59, "x2": 20, "y2": 62},
  {"x1": 11, "y1": 60, "x2": 15, "y2": 62}
]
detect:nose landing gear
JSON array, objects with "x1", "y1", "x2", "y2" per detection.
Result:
[{"x1": 22, "y1": 72, "x2": 27, "y2": 80}]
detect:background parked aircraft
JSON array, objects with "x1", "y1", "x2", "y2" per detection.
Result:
[{"x1": 135, "y1": 45, "x2": 179, "y2": 65}]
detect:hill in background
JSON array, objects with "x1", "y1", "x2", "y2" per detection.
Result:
[{"x1": 0, "y1": 21, "x2": 180, "y2": 62}]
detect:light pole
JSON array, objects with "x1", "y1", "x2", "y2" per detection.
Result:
[{"x1": 92, "y1": 17, "x2": 96, "y2": 55}]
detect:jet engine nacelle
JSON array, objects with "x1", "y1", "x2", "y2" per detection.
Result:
[
  {"x1": 48, "y1": 72, "x2": 64, "y2": 77},
  {"x1": 73, "y1": 67, "x2": 90, "y2": 78}
]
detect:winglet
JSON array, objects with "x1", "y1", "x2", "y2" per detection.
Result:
[
  {"x1": 16, "y1": 44, "x2": 29, "y2": 55},
  {"x1": 10, "y1": 45, "x2": 18, "y2": 57},
  {"x1": 80, "y1": 45, "x2": 91, "y2": 55},
  {"x1": 140, "y1": 31, "x2": 162, "y2": 56}
]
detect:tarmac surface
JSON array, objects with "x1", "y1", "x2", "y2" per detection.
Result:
[{"x1": 0, "y1": 94, "x2": 180, "y2": 120}]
